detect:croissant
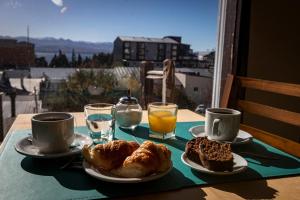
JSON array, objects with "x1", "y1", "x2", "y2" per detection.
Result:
[
  {"x1": 82, "y1": 140, "x2": 139, "y2": 171},
  {"x1": 111, "y1": 141, "x2": 172, "y2": 178}
]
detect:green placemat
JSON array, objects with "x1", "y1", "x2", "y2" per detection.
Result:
[{"x1": 0, "y1": 122, "x2": 299, "y2": 200}]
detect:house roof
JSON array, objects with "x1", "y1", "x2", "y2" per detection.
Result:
[{"x1": 117, "y1": 36, "x2": 179, "y2": 44}]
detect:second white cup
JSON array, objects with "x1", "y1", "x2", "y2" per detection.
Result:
[{"x1": 205, "y1": 108, "x2": 241, "y2": 141}]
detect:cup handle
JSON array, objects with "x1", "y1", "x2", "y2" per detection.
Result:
[{"x1": 212, "y1": 119, "x2": 221, "y2": 136}]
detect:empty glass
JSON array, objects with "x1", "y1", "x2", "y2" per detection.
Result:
[{"x1": 84, "y1": 103, "x2": 115, "y2": 144}]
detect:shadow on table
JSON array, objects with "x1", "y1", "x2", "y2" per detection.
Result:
[
  {"x1": 120, "y1": 126, "x2": 188, "y2": 152},
  {"x1": 191, "y1": 168, "x2": 278, "y2": 199},
  {"x1": 21, "y1": 157, "x2": 206, "y2": 199},
  {"x1": 233, "y1": 141, "x2": 300, "y2": 169},
  {"x1": 124, "y1": 126, "x2": 299, "y2": 170},
  {"x1": 92, "y1": 167, "x2": 206, "y2": 199},
  {"x1": 210, "y1": 179, "x2": 278, "y2": 199},
  {"x1": 113, "y1": 187, "x2": 206, "y2": 200},
  {"x1": 21, "y1": 156, "x2": 95, "y2": 190}
]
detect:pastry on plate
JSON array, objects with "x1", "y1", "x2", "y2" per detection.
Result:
[
  {"x1": 82, "y1": 140, "x2": 139, "y2": 171},
  {"x1": 82, "y1": 140, "x2": 172, "y2": 178},
  {"x1": 111, "y1": 141, "x2": 172, "y2": 178}
]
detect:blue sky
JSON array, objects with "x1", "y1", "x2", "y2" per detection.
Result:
[{"x1": 0, "y1": 0, "x2": 218, "y2": 51}]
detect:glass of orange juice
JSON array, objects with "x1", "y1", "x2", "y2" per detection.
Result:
[{"x1": 148, "y1": 102, "x2": 178, "y2": 139}]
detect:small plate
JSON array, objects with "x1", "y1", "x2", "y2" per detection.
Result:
[
  {"x1": 83, "y1": 160, "x2": 173, "y2": 183},
  {"x1": 15, "y1": 133, "x2": 93, "y2": 159},
  {"x1": 181, "y1": 152, "x2": 247, "y2": 175},
  {"x1": 189, "y1": 125, "x2": 253, "y2": 145}
]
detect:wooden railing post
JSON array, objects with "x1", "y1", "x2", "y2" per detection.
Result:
[
  {"x1": 9, "y1": 89, "x2": 16, "y2": 117},
  {"x1": 140, "y1": 61, "x2": 154, "y2": 108},
  {"x1": 163, "y1": 59, "x2": 175, "y2": 103},
  {"x1": 0, "y1": 92, "x2": 3, "y2": 141}
]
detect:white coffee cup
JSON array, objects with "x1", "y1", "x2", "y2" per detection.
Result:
[
  {"x1": 31, "y1": 112, "x2": 74, "y2": 153},
  {"x1": 205, "y1": 108, "x2": 241, "y2": 141}
]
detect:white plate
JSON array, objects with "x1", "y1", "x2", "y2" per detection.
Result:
[
  {"x1": 15, "y1": 133, "x2": 93, "y2": 159},
  {"x1": 181, "y1": 152, "x2": 248, "y2": 175},
  {"x1": 83, "y1": 160, "x2": 173, "y2": 183},
  {"x1": 189, "y1": 125, "x2": 253, "y2": 145}
]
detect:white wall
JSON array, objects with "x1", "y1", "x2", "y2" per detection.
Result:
[
  {"x1": 30, "y1": 68, "x2": 77, "y2": 79},
  {"x1": 9, "y1": 78, "x2": 42, "y2": 93},
  {"x1": 175, "y1": 73, "x2": 213, "y2": 106}
]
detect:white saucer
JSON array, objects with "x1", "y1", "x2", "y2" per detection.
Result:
[
  {"x1": 181, "y1": 152, "x2": 247, "y2": 175},
  {"x1": 189, "y1": 125, "x2": 253, "y2": 145},
  {"x1": 83, "y1": 160, "x2": 173, "y2": 183},
  {"x1": 15, "y1": 133, "x2": 93, "y2": 159}
]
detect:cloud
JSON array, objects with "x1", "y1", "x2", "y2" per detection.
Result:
[
  {"x1": 51, "y1": 0, "x2": 67, "y2": 14},
  {"x1": 60, "y1": 6, "x2": 67, "y2": 13},
  {"x1": 51, "y1": 0, "x2": 63, "y2": 7},
  {"x1": 6, "y1": 0, "x2": 22, "y2": 8}
]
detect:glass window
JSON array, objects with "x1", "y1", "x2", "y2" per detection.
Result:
[
  {"x1": 124, "y1": 42, "x2": 130, "y2": 48},
  {"x1": 0, "y1": 0, "x2": 218, "y2": 124},
  {"x1": 139, "y1": 43, "x2": 145, "y2": 48}
]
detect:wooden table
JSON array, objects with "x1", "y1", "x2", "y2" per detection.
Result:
[{"x1": 2, "y1": 109, "x2": 300, "y2": 200}]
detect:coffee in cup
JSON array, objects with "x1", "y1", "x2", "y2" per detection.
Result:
[
  {"x1": 205, "y1": 108, "x2": 241, "y2": 141},
  {"x1": 31, "y1": 112, "x2": 74, "y2": 153}
]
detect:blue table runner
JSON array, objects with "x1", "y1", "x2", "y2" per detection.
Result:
[{"x1": 0, "y1": 122, "x2": 299, "y2": 200}]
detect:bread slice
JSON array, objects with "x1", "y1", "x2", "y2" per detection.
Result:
[
  {"x1": 198, "y1": 137, "x2": 233, "y2": 171},
  {"x1": 185, "y1": 138, "x2": 202, "y2": 164}
]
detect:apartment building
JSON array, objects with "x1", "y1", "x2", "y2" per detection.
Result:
[
  {"x1": 0, "y1": 39, "x2": 35, "y2": 68},
  {"x1": 113, "y1": 36, "x2": 199, "y2": 67}
]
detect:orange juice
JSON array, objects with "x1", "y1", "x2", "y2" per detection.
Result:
[{"x1": 148, "y1": 110, "x2": 177, "y2": 134}]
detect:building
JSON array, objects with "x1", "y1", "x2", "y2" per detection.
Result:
[
  {"x1": 0, "y1": 39, "x2": 35, "y2": 68},
  {"x1": 150, "y1": 71, "x2": 212, "y2": 108},
  {"x1": 202, "y1": 51, "x2": 215, "y2": 68},
  {"x1": 113, "y1": 36, "x2": 199, "y2": 67},
  {"x1": 175, "y1": 73, "x2": 212, "y2": 106}
]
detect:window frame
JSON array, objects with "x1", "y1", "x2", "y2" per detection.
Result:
[{"x1": 212, "y1": 0, "x2": 227, "y2": 107}]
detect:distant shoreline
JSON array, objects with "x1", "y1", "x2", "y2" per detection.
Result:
[{"x1": 35, "y1": 52, "x2": 95, "y2": 63}]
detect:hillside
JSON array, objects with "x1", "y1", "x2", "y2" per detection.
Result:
[{"x1": 0, "y1": 36, "x2": 113, "y2": 54}]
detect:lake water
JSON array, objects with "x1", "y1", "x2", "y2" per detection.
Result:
[{"x1": 36, "y1": 52, "x2": 94, "y2": 63}]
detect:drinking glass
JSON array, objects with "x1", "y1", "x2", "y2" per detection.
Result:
[
  {"x1": 84, "y1": 103, "x2": 115, "y2": 144},
  {"x1": 148, "y1": 102, "x2": 178, "y2": 139}
]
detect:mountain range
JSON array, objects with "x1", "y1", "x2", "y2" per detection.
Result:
[{"x1": 0, "y1": 36, "x2": 113, "y2": 54}]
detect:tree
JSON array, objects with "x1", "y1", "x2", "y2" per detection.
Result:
[
  {"x1": 59, "y1": 53, "x2": 69, "y2": 67},
  {"x1": 47, "y1": 69, "x2": 118, "y2": 111},
  {"x1": 82, "y1": 57, "x2": 91, "y2": 68},
  {"x1": 77, "y1": 54, "x2": 82, "y2": 67},
  {"x1": 35, "y1": 56, "x2": 48, "y2": 67},
  {"x1": 49, "y1": 54, "x2": 57, "y2": 68},
  {"x1": 54, "y1": 49, "x2": 69, "y2": 67},
  {"x1": 71, "y1": 49, "x2": 76, "y2": 67},
  {"x1": 70, "y1": 53, "x2": 114, "y2": 68}
]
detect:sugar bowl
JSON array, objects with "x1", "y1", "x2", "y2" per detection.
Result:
[{"x1": 115, "y1": 93, "x2": 142, "y2": 129}]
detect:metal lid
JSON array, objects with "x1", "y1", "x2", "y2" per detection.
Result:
[{"x1": 119, "y1": 96, "x2": 138, "y2": 104}]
